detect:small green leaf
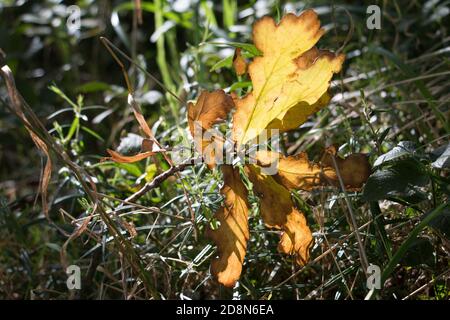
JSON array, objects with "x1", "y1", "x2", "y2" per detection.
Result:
[
  {"x1": 76, "y1": 81, "x2": 111, "y2": 93},
  {"x1": 210, "y1": 55, "x2": 233, "y2": 72},
  {"x1": 81, "y1": 126, "x2": 104, "y2": 142},
  {"x1": 229, "y1": 81, "x2": 252, "y2": 92},
  {"x1": 373, "y1": 141, "x2": 416, "y2": 167},
  {"x1": 145, "y1": 164, "x2": 158, "y2": 182},
  {"x1": 209, "y1": 41, "x2": 262, "y2": 57},
  {"x1": 45, "y1": 243, "x2": 62, "y2": 252},
  {"x1": 64, "y1": 117, "x2": 79, "y2": 143},
  {"x1": 226, "y1": 42, "x2": 262, "y2": 57},
  {"x1": 363, "y1": 159, "x2": 429, "y2": 202},
  {"x1": 428, "y1": 207, "x2": 450, "y2": 238},
  {"x1": 96, "y1": 162, "x2": 142, "y2": 177}
]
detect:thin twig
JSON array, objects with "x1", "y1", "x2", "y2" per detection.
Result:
[
  {"x1": 402, "y1": 269, "x2": 450, "y2": 300},
  {"x1": 330, "y1": 155, "x2": 370, "y2": 275},
  {"x1": 99, "y1": 37, "x2": 184, "y2": 104},
  {"x1": 100, "y1": 38, "x2": 197, "y2": 237},
  {"x1": 96, "y1": 192, "x2": 188, "y2": 221},
  {"x1": 125, "y1": 157, "x2": 199, "y2": 203},
  {"x1": 273, "y1": 220, "x2": 373, "y2": 290}
]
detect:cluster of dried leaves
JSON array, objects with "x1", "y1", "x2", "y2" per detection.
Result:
[
  {"x1": 186, "y1": 10, "x2": 370, "y2": 287},
  {"x1": 105, "y1": 10, "x2": 371, "y2": 287}
]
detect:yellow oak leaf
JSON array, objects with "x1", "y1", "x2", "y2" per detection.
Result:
[
  {"x1": 187, "y1": 90, "x2": 234, "y2": 168},
  {"x1": 207, "y1": 165, "x2": 249, "y2": 287},
  {"x1": 232, "y1": 10, "x2": 344, "y2": 145},
  {"x1": 266, "y1": 91, "x2": 330, "y2": 132},
  {"x1": 245, "y1": 165, "x2": 313, "y2": 266},
  {"x1": 256, "y1": 150, "x2": 329, "y2": 190},
  {"x1": 256, "y1": 150, "x2": 371, "y2": 191}
]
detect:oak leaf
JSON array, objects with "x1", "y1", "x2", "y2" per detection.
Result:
[
  {"x1": 256, "y1": 150, "x2": 371, "y2": 191},
  {"x1": 187, "y1": 89, "x2": 234, "y2": 136},
  {"x1": 245, "y1": 165, "x2": 313, "y2": 265},
  {"x1": 266, "y1": 91, "x2": 330, "y2": 132},
  {"x1": 256, "y1": 150, "x2": 328, "y2": 190},
  {"x1": 320, "y1": 146, "x2": 371, "y2": 190},
  {"x1": 207, "y1": 165, "x2": 249, "y2": 287},
  {"x1": 232, "y1": 10, "x2": 344, "y2": 145},
  {"x1": 187, "y1": 90, "x2": 234, "y2": 168}
]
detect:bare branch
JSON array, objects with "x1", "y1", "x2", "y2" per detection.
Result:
[{"x1": 125, "y1": 157, "x2": 200, "y2": 203}]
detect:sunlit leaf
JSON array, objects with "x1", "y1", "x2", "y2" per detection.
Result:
[
  {"x1": 245, "y1": 165, "x2": 313, "y2": 266},
  {"x1": 187, "y1": 90, "x2": 234, "y2": 168},
  {"x1": 207, "y1": 165, "x2": 249, "y2": 287},
  {"x1": 232, "y1": 10, "x2": 344, "y2": 145},
  {"x1": 256, "y1": 149, "x2": 370, "y2": 191}
]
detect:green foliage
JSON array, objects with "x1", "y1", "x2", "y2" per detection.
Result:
[{"x1": 363, "y1": 158, "x2": 429, "y2": 202}]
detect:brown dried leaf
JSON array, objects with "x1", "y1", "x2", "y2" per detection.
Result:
[
  {"x1": 188, "y1": 90, "x2": 234, "y2": 168},
  {"x1": 187, "y1": 89, "x2": 234, "y2": 136},
  {"x1": 256, "y1": 150, "x2": 370, "y2": 191},
  {"x1": 245, "y1": 165, "x2": 313, "y2": 266},
  {"x1": 141, "y1": 138, "x2": 154, "y2": 152},
  {"x1": 30, "y1": 131, "x2": 52, "y2": 216},
  {"x1": 196, "y1": 135, "x2": 225, "y2": 170},
  {"x1": 0, "y1": 64, "x2": 52, "y2": 217},
  {"x1": 233, "y1": 48, "x2": 247, "y2": 76},
  {"x1": 102, "y1": 149, "x2": 156, "y2": 163},
  {"x1": 320, "y1": 146, "x2": 371, "y2": 190},
  {"x1": 128, "y1": 94, "x2": 154, "y2": 139},
  {"x1": 207, "y1": 165, "x2": 249, "y2": 287}
]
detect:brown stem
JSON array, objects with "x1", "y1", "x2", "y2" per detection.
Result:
[{"x1": 125, "y1": 157, "x2": 199, "y2": 203}]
